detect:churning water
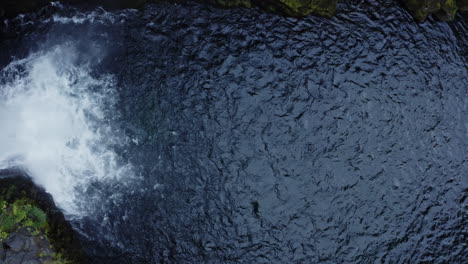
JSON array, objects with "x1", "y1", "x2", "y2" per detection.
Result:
[
  {"x1": 0, "y1": 1, "x2": 467, "y2": 263},
  {"x1": 0, "y1": 45, "x2": 133, "y2": 214}
]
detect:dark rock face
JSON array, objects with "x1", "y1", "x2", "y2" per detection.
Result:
[
  {"x1": 0, "y1": 0, "x2": 337, "y2": 18},
  {"x1": 1, "y1": 0, "x2": 467, "y2": 20},
  {"x1": 210, "y1": 0, "x2": 338, "y2": 16},
  {"x1": 0, "y1": 0, "x2": 49, "y2": 18},
  {"x1": 0, "y1": 0, "x2": 468, "y2": 21},
  {"x1": 1, "y1": 228, "x2": 54, "y2": 264},
  {"x1": 0, "y1": 170, "x2": 86, "y2": 264},
  {"x1": 458, "y1": 0, "x2": 468, "y2": 10},
  {"x1": 402, "y1": 0, "x2": 466, "y2": 21}
]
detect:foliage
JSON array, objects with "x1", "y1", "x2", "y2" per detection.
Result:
[
  {"x1": 0, "y1": 198, "x2": 48, "y2": 240},
  {"x1": 403, "y1": 0, "x2": 461, "y2": 21},
  {"x1": 51, "y1": 252, "x2": 74, "y2": 264},
  {"x1": 38, "y1": 250, "x2": 48, "y2": 258},
  {"x1": 1, "y1": 198, "x2": 74, "y2": 263},
  {"x1": 278, "y1": 0, "x2": 337, "y2": 16}
]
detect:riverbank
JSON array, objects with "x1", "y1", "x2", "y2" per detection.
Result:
[
  {"x1": 0, "y1": 0, "x2": 467, "y2": 21},
  {"x1": 0, "y1": 170, "x2": 86, "y2": 264}
]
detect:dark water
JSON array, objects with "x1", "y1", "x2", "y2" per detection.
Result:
[{"x1": 1, "y1": 1, "x2": 467, "y2": 263}]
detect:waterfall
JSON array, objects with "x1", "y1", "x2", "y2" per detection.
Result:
[{"x1": 0, "y1": 44, "x2": 133, "y2": 214}]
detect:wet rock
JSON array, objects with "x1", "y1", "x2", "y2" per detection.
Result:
[
  {"x1": 207, "y1": 0, "x2": 337, "y2": 16},
  {"x1": 253, "y1": 0, "x2": 337, "y2": 16},
  {"x1": 0, "y1": 169, "x2": 86, "y2": 264},
  {"x1": 458, "y1": 0, "x2": 468, "y2": 10},
  {"x1": 402, "y1": 0, "x2": 465, "y2": 21},
  {"x1": 209, "y1": 0, "x2": 252, "y2": 8},
  {"x1": 4, "y1": 234, "x2": 28, "y2": 252},
  {"x1": 1, "y1": 229, "x2": 53, "y2": 264},
  {"x1": 22, "y1": 260, "x2": 41, "y2": 264},
  {"x1": 0, "y1": 0, "x2": 49, "y2": 18},
  {"x1": 1, "y1": 0, "x2": 467, "y2": 20},
  {"x1": 0, "y1": 0, "x2": 336, "y2": 18}
]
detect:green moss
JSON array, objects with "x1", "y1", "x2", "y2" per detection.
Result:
[
  {"x1": 441, "y1": 0, "x2": 458, "y2": 18},
  {"x1": 36, "y1": 249, "x2": 72, "y2": 264},
  {"x1": 403, "y1": 0, "x2": 463, "y2": 21},
  {"x1": 279, "y1": 0, "x2": 337, "y2": 16},
  {"x1": 1, "y1": 198, "x2": 75, "y2": 263},
  {"x1": 38, "y1": 250, "x2": 47, "y2": 258},
  {"x1": 259, "y1": 0, "x2": 337, "y2": 17},
  {"x1": 207, "y1": 0, "x2": 337, "y2": 16},
  {"x1": 403, "y1": 0, "x2": 434, "y2": 21},
  {"x1": 214, "y1": 0, "x2": 252, "y2": 8},
  {"x1": 51, "y1": 253, "x2": 74, "y2": 264},
  {"x1": 0, "y1": 176, "x2": 85, "y2": 263},
  {"x1": 0, "y1": 199, "x2": 48, "y2": 239},
  {"x1": 446, "y1": 0, "x2": 458, "y2": 8},
  {"x1": 3, "y1": 185, "x2": 17, "y2": 200}
]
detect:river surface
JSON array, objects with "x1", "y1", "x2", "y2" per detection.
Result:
[{"x1": 0, "y1": 1, "x2": 467, "y2": 263}]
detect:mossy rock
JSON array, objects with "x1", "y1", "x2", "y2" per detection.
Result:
[
  {"x1": 251, "y1": 0, "x2": 337, "y2": 16},
  {"x1": 173, "y1": 0, "x2": 336, "y2": 16},
  {"x1": 211, "y1": 0, "x2": 252, "y2": 8},
  {"x1": 0, "y1": 0, "x2": 336, "y2": 18},
  {"x1": 0, "y1": 169, "x2": 86, "y2": 263},
  {"x1": 0, "y1": 200, "x2": 72, "y2": 264},
  {"x1": 402, "y1": 0, "x2": 465, "y2": 21},
  {"x1": 1, "y1": 0, "x2": 467, "y2": 27},
  {"x1": 0, "y1": 199, "x2": 48, "y2": 239}
]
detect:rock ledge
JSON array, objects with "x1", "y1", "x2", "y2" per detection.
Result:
[{"x1": 0, "y1": 170, "x2": 85, "y2": 264}]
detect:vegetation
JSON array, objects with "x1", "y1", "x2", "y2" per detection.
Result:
[
  {"x1": 0, "y1": 198, "x2": 47, "y2": 239},
  {"x1": 403, "y1": 0, "x2": 463, "y2": 21},
  {"x1": 274, "y1": 0, "x2": 337, "y2": 17},
  {"x1": 1, "y1": 0, "x2": 467, "y2": 21},
  {"x1": 0, "y1": 198, "x2": 73, "y2": 264},
  {"x1": 51, "y1": 252, "x2": 74, "y2": 264},
  {"x1": 209, "y1": 0, "x2": 336, "y2": 16}
]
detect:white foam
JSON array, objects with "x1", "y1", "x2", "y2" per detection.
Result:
[
  {"x1": 50, "y1": 9, "x2": 132, "y2": 25},
  {"x1": 0, "y1": 45, "x2": 132, "y2": 215}
]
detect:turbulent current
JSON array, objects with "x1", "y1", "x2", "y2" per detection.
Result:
[
  {"x1": 0, "y1": 45, "x2": 133, "y2": 214},
  {"x1": 0, "y1": 1, "x2": 467, "y2": 263}
]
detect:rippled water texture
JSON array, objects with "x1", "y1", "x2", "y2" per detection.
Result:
[{"x1": 1, "y1": 1, "x2": 467, "y2": 263}]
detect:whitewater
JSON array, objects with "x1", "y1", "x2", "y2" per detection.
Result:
[{"x1": 0, "y1": 44, "x2": 132, "y2": 215}]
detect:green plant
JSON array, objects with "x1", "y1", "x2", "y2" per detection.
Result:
[
  {"x1": 0, "y1": 200, "x2": 6, "y2": 211},
  {"x1": 38, "y1": 250, "x2": 48, "y2": 258},
  {"x1": 51, "y1": 252, "x2": 73, "y2": 264},
  {"x1": 0, "y1": 231, "x2": 8, "y2": 240},
  {"x1": 28, "y1": 206, "x2": 47, "y2": 229},
  {"x1": 0, "y1": 199, "x2": 49, "y2": 241}
]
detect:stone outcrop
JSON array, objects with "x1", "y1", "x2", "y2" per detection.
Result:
[
  {"x1": 459, "y1": 0, "x2": 468, "y2": 10},
  {"x1": 0, "y1": 0, "x2": 466, "y2": 21},
  {"x1": 0, "y1": 169, "x2": 85, "y2": 264},
  {"x1": 402, "y1": 0, "x2": 467, "y2": 21},
  {"x1": 0, "y1": 0, "x2": 48, "y2": 19},
  {"x1": 1, "y1": 227, "x2": 56, "y2": 264},
  {"x1": 0, "y1": 0, "x2": 336, "y2": 18},
  {"x1": 212, "y1": 0, "x2": 337, "y2": 16}
]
